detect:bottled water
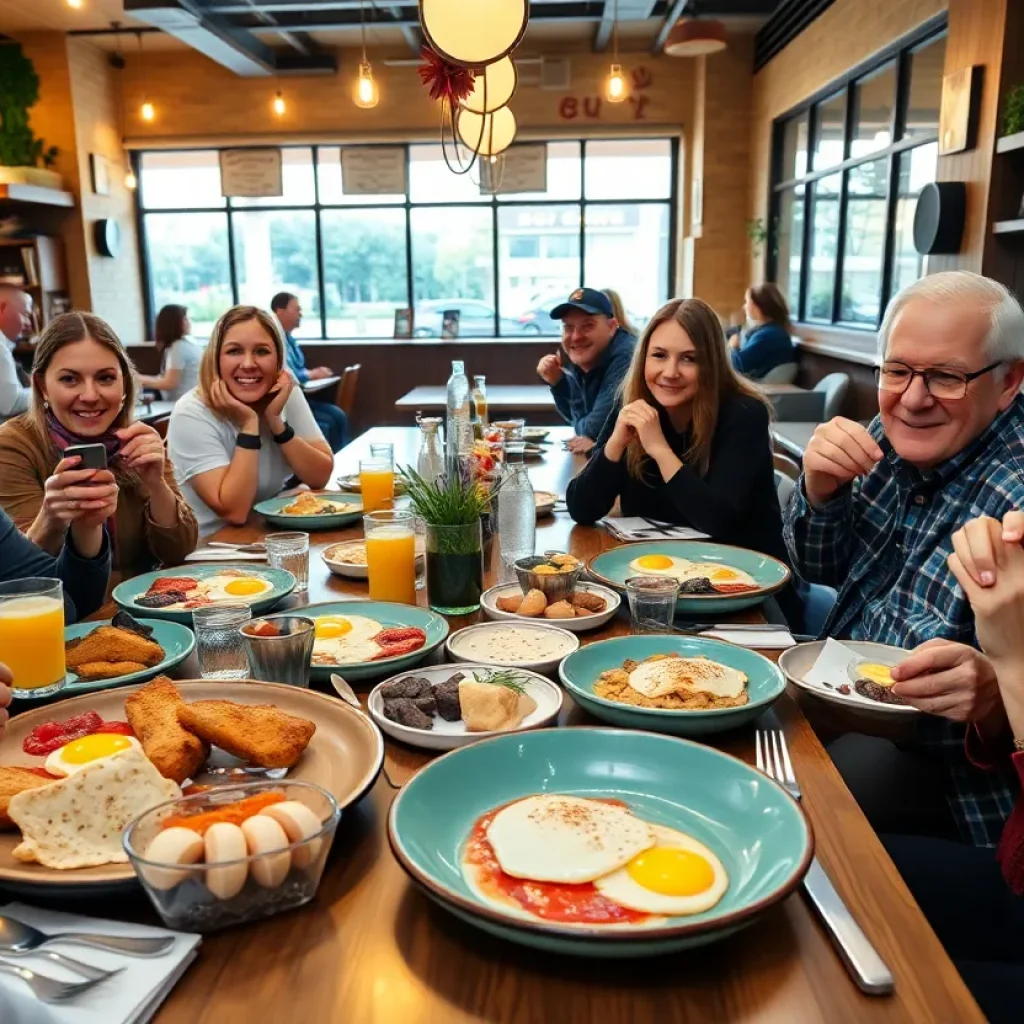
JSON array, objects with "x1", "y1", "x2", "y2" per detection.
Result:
[
  {"x1": 445, "y1": 360, "x2": 472, "y2": 472},
  {"x1": 416, "y1": 416, "x2": 444, "y2": 486},
  {"x1": 496, "y1": 445, "x2": 536, "y2": 581}
]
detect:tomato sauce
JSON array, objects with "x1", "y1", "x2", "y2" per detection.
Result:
[{"x1": 711, "y1": 582, "x2": 759, "y2": 594}]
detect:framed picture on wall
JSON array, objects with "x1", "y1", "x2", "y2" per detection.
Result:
[
  {"x1": 939, "y1": 65, "x2": 982, "y2": 155},
  {"x1": 90, "y1": 154, "x2": 110, "y2": 196}
]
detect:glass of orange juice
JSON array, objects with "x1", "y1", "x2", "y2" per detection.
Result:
[
  {"x1": 0, "y1": 578, "x2": 66, "y2": 697},
  {"x1": 364, "y1": 510, "x2": 417, "y2": 604},
  {"x1": 360, "y1": 457, "x2": 395, "y2": 513}
]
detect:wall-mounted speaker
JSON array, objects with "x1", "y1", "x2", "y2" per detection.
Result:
[
  {"x1": 913, "y1": 181, "x2": 966, "y2": 255},
  {"x1": 93, "y1": 219, "x2": 120, "y2": 258}
]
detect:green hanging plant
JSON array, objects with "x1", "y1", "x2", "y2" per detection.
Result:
[
  {"x1": 746, "y1": 216, "x2": 782, "y2": 260},
  {"x1": 0, "y1": 43, "x2": 59, "y2": 168},
  {"x1": 1002, "y1": 84, "x2": 1024, "y2": 137}
]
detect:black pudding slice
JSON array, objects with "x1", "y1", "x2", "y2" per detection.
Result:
[{"x1": 854, "y1": 679, "x2": 907, "y2": 705}]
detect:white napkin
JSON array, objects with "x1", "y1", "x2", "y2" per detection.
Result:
[
  {"x1": 184, "y1": 548, "x2": 266, "y2": 562},
  {"x1": 602, "y1": 517, "x2": 709, "y2": 542},
  {"x1": 701, "y1": 628, "x2": 796, "y2": 649},
  {"x1": 0, "y1": 903, "x2": 200, "y2": 1024}
]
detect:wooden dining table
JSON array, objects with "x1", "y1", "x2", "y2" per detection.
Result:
[{"x1": 56, "y1": 426, "x2": 980, "y2": 1022}]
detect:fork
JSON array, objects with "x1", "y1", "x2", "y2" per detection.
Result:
[
  {"x1": 755, "y1": 728, "x2": 895, "y2": 996},
  {"x1": 0, "y1": 958, "x2": 110, "y2": 1002},
  {"x1": 1, "y1": 947, "x2": 121, "y2": 981}
]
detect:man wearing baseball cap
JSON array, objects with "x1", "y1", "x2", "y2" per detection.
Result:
[{"x1": 536, "y1": 287, "x2": 636, "y2": 454}]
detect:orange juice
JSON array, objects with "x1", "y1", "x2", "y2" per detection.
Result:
[
  {"x1": 366, "y1": 528, "x2": 416, "y2": 603},
  {"x1": 0, "y1": 595, "x2": 65, "y2": 692},
  {"x1": 361, "y1": 467, "x2": 395, "y2": 513}
]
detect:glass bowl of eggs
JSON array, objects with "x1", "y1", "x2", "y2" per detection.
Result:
[
  {"x1": 513, "y1": 552, "x2": 585, "y2": 604},
  {"x1": 124, "y1": 780, "x2": 340, "y2": 932}
]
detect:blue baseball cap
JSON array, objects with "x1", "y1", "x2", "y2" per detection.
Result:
[{"x1": 549, "y1": 287, "x2": 614, "y2": 320}]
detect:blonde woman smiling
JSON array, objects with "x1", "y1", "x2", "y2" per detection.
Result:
[{"x1": 167, "y1": 305, "x2": 332, "y2": 534}]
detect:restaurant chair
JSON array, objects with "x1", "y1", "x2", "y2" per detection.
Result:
[
  {"x1": 774, "y1": 469, "x2": 796, "y2": 508},
  {"x1": 338, "y1": 364, "x2": 361, "y2": 418},
  {"x1": 770, "y1": 390, "x2": 826, "y2": 421},
  {"x1": 792, "y1": 579, "x2": 837, "y2": 638},
  {"x1": 773, "y1": 451, "x2": 801, "y2": 480},
  {"x1": 151, "y1": 413, "x2": 171, "y2": 440},
  {"x1": 759, "y1": 362, "x2": 799, "y2": 385},
  {"x1": 814, "y1": 373, "x2": 850, "y2": 420}
]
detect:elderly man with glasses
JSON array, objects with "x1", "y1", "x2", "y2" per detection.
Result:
[{"x1": 784, "y1": 270, "x2": 1024, "y2": 850}]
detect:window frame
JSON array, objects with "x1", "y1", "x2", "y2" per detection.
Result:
[
  {"x1": 766, "y1": 14, "x2": 947, "y2": 331},
  {"x1": 133, "y1": 137, "x2": 679, "y2": 341}
]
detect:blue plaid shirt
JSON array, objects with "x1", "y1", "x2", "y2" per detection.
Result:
[{"x1": 784, "y1": 398, "x2": 1024, "y2": 847}]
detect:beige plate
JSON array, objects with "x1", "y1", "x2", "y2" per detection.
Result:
[
  {"x1": 533, "y1": 491, "x2": 558, "y2": 518},
  {"x1": 0, "y1": 680, "x2": 384, "y2": 891}
]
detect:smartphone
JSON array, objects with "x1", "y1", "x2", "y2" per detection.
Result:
[{"x1": 63, "y1": 443, "x2": 108, "y2": 472}]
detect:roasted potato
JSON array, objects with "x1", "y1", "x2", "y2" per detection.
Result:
[
  {"x1": 543, "y1": 600, "x2": 576, "y2": 619},
  {"x1": 518, "y1": 588, "x2": 548, "y2": 617}
]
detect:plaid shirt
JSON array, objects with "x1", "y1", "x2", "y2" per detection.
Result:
[{"x1": 784, "y1": 398, "x2": 1024, "y2": 847}]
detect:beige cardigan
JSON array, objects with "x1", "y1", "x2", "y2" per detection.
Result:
[{"x1": 0, "y1": 415, "x2": 199, "y2": 575}]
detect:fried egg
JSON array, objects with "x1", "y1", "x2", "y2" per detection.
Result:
[
  {"x1": 855, "y1": 662, "x2": 895, "y2": 687},
  {"x1": 44, "y1": 734, "x2": 143, "y2": 778},
  {"x1": 311, "y1": 614, "x2": 383, "y2": 664},
  {"x1": 593, "y1": 823, "x2": 729, "y2": 915},
  {"x1": 485, "y1": 795, "x2": 655, "y2": 884},
  {"x1": 627, "y1": 656, "x2": 747, "y2": 700},
  {"x1": 683, "y1": 562, "x2": 757, "y2": 587},
  {"x1": 203, "y1": 575, "x2": 275, "y2": 601},
  {"x1": 628, "y1": 554, "x2": 693, "y2": 577}
]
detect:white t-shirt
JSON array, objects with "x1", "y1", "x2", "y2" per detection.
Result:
[
  {"x1": 162, "y1": 338, "x2": 203, "y2": 402},
  {"x1": 0, "y1": 332, "x2": 30, "y2": 422},
  {"x1": 167, "y1": 386, "x2": 326, "y2": 536}
]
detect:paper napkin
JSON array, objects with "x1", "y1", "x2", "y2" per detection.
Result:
[
  {"x1": 701, "y1": 627, "x2": 796, "y2": 649},
  {"x1": 601, "y1": 517, "x2": 709, "y2": 542}
]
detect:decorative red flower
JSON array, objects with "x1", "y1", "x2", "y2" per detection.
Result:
[{"x1": 418, "y1": 44, "x2": 475, "y2": 104}]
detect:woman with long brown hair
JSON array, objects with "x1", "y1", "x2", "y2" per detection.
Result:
[
  {"x1": 0, "y1": 311, "x2": 198, "y2": 573},
  {"x1": 729, "y1": 282, "x2": 796, "y2": 379},
  {"x1": 138, "y1": 304, "x2": 202, "y2": 402},
  {"x1": 566, "y1": 298, "x2": 791, "y2": 591}
]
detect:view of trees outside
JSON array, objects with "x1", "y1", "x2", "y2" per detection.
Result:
[{"x1": 140, "y1": 140, "x2": 674, "y2": 340}]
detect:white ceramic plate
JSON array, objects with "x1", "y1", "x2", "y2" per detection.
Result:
[
  {"x1": 367, "y1": 663, "x2": 563, "y2": 751},
  {"x1": 533, "y1": 491, "x2": 558, "y2": 518},
  {"x1": 523, "y1": 428, "x2": 550, "y2": 442},
  {"x1": 445, "y1": 622, "x2": 579, "y2": 675},
  {"x1": 778, "y1": 640, "x2": 919, "y2": 716},
  {"x1": 322, "y1": 539, "x2": 425, "y2": 580},
  {"x1": 480, "y1": 581, "x2": 620, "y2": 633}
]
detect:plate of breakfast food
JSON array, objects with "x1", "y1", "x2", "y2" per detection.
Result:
[
  {"x1": 336, "y1": 473, "x2": 408, "y2": 496},
  {"x1": 368, "y1": 663, "x2": 562, "y2": 751},
  {"x1": 0, "y1": 676, "x2": 383, "y2": 894},
  {"x1": 523, "y1": 428, "x2": 551, "y2": 443},
  {"x1": 62, "y1": 612, "x2": 195, "y2": 695},
  {"x1": 558, "y1": 634, "x2": 786, "y2": 735},
  {"x1": 388, "y1": 727, "x2": 812, "y2": 956},
  {"x1": 446, "y1": 622, "x2": 580, "y2": 676},
  {"x1": 588, "y1": 541, "x2": 791, "y2": 613},
  {"x1": 303, "y1": 600, "x2": 449, "y2": 682},
  {"x1": 254, "y1": 491, "x2": 364, "y2": 530},
  {"x1": 113, "y1": 565, "x2": 296, "y2": 624},
  {"x1": 533, "y1": 491, "x2": 558, "y2": 518},
  {"x1": 778, "y1": 638, "x2": 919, "y2": 716},
  {"x1": 323, "y1": 538, "x2": 425, "y2": 581},
  {"x1": 480, "y1": 581, "x2": 620, "y2": 633}
]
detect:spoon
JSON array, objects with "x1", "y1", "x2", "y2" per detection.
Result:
[{"x1": 0, "y1": 916, "x2": 174, "y2": 958}]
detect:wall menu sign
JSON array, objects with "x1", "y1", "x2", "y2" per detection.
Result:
[
  {"x1": 219, "y1": 148, "x2": 284, "y2": 198},
  {"x1": 485, "y1": 144, "x2": 548, "y2": 195},
  {"x1": 341, "y1": 147, "x2": 408, "y2": 195}
]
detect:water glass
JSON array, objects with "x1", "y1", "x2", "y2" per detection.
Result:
[
  {"x1": 193, "y1": 603, "x2": 251, "y2": 680},
  {"x1": 626, "y1": 575, "x2": 680, "y2": 634},
  {"x1": 0, "y1": 577, "x2": 65, "y2": 697},
  {"x1": 266, "y1": 531, "x2": 310, "y2": 593},
  {"x1": 241, "y1": 615, "x2": 316, "y2": 688},
  {"x1": 414, "y1": 514, "x2": 426, "y2": 591},
  {"x1": 365, "y1": 510, "x2": 417, "y2": 604},
  {"x1": 369, "y1": 442, "x2": 394, "y2": 467},
  {"x1": 493, "y1": 418, "x2": 525, "y2": 444}
]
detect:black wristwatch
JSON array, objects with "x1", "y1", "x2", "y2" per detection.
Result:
[
  {"x1": 236, "y1": 432, "x2": 262, "y2": 450},
  {"x1": 273, "y1": 424, "x2": 296, "y2": 445}
]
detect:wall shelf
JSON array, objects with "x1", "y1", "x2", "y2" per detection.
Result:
[
  {"x1": 0, "y1": 183, "x2": 74, "y2": 208},
  {"x1": 996, "y1": 131, "x2": 1024, "y2": 154},
  {"x1": 993, "y1": 218, "x2": 1024, "y2": 235}
]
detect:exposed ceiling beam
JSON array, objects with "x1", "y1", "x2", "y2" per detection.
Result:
[
  {"x1": 400, "y1": 23, "x2": 423, "y2": 55},
  {"x1": 651, "y1": 0, "x2": 688, "y2": 52},
  {"x1": 595, "y1": 0, "x2": 659, "y2": 52}
]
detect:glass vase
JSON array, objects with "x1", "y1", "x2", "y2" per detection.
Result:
[{"x1": 424, "y1": 520, "x2": 483, "y2": 615}]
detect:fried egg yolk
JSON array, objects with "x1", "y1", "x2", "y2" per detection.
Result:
[
  {"x1": 44, "y1": 734, "x2": 143, "y2": 777},
  {"x1": 857, "y1": 662, "x2": 894, "y2": 687},
  {"x1": 626, "y1": 846, "x2": 716, "y2": 896},
  {"x1": 708, "y1": 567, "x2": 741, "y2": 582},
  {"x1": 224, "y1": 578, "x2": 270, "y2": 597},
  {"x1": 315, "y1": 617, "x2": 353, "y2": 640},
  {"x1": 635, "y1": 554, "x2": 675, "y2": 571}
]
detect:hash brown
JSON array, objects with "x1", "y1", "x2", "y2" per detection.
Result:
[
  {"x1": 125, "y1": 676, "x2": 209, "y2": 783},
  {"x1": 177, "y1": 701, "x2": 316, "y2": 769}
]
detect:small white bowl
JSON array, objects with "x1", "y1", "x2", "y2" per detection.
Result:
[
  {"x1": 534, "y1": 491, "x2": 558, "y2": 518},
  {"x1": 323, "y1": 540, "x2": 425, "y2": 581},
  {"x1": 367, "y1": 662, "x2": 563, "y2": 751},
  {"x1": 480, "y1": 581, "x2": 620, "y2": 633},
  {"x1": 445, "y1": 622, "x2": 579, "y2": 675}
]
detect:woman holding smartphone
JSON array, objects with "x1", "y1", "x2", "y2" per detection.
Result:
[
  {"x1": 166, "y1": 305, "x2": 332, "y2": 535},
  {"x1": 0, "y1": 311, "x2": 198, "y2": 574}
]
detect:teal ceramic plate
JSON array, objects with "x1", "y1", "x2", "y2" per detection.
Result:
[
  {"x1": 304, "y1": 599, "x2": 449, "y2": 682},
  {"x1": 112, "y1": 565, "x2": 296, "y2": 624},
  {"x1": 388, "y1": 728, "x2": 813, "y2": 956},
  {"x1": 588, "y1": 540, "x2": 791, "y2": 613},
  {"x1": 60, "y1": 618, "x2": 196, "y2": 696},
  {"x1": 254, "y1": 491, "x2": 364, "y2": 530},
  {"x1": 558, "y1": 635, "x2": 785, "y2": 736}
]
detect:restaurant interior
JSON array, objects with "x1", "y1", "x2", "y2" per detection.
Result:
[{"x1": 0, "y1": 0, "x2": 1023, "y2": 1019}]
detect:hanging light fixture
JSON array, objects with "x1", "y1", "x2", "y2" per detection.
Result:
[
  {"x1": 353, "y1": 0, "x2": 380, "y2": 108},
  {"x1": 135, "y1": 32, "x2": 155, "y2": 121},
  {"x1": 663, "y1": 17, "x2": 728, "y2": 57},
  {"x1": 460, "y1": 55, "x2": 517, "y2": 114},
  {"x1": 272, "y1": 89, "x2": 286, "y2": 116},
  {"x1": 604, "y1": 0, "x2": 628, "y2": 103},
  {"x1": 124, "y1": 168, "x2": 137, "y2": 190},
  {"x1": 456, "y1": 106, "x2": 517, "y2": 158},
  {"x1": 110, "y1": 22, "x2": 136, "y2": 190},
  {"x1": 66, "y1": 0, "x2": 83, "y2": 8},
  {"x1": 420, "y1": 0, "x2": 528, "y2": 68}
]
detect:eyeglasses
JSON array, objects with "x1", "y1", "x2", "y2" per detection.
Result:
[{"x1": 874, "y1": 360, "x2": 1003, "y2": 400}]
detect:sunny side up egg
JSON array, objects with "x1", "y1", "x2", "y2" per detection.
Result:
[
  {"x1": 593, "y1": 823, "x2": 729, "y2": 915},
  {"x1": 44, "y1": 734, "x2": 143, "y2": 778},
  {"x1": 628, "y1": 554, "x2": 694, "y2": 579},
  {"x1": 684, "y1": 562, "x2": 758, "y2": 587},
  {"x1": 312, "y1": 615, "x2": 383, "y2": 664},
  {"x1": 204, "y1": 575, "x2": 275, "y2": 601}
]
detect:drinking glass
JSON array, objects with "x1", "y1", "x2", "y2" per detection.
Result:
[
  {"x1": 241, "y1": 615, "x2": 316, "y2": 688},
  {"x1": 193, "y1": 603, "x2": 251, "y2": 680},
  {"x1": 0, "y1": 578, "x2": 65, "y2": 697},
  {"x1": 424, "y1": 520, "x2": 483, "y2": 615},
  {"x1": 626, "y1": 575, "x2": 680, "y2": 634},
  {"x1": 360, "y1": 458, "x2": 395, "y2": 513},
  {"x1": 493, "y1": 418, "x2": 525, "y2": 443},
  {"x1": 364, "y1": 510, "x2": 417, "y2": 604},
  {"x1": 266, "y1": 532, "x2": 310, "y2": 593},
  {"x1": 414, "y1": 514, "x2": 426, "y2": 591},
  {"x1": 370, "y1": 442, "x2": 394, "y2": 465}
]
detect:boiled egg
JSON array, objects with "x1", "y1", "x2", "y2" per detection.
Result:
[
  {"x1": 241, "y1": 814, "x2": 292, "y2": 888},
  {"x1": 44, "y1": 734, "x2": 143, "y2": 778},
  {"x1": 627, "y1": 656, "x2": 747, "y2": 700},
  {"x1": 628, "y1": 554, "x2": 692, "y2": 578},
  {"x1": 141, "y1": 826, "x2": 205, "y2": 891},
  {"x1": 594, "y1": 823, "x2": 729, "y2": 915}
]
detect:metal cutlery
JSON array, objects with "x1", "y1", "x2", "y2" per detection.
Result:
[
  {"x1": 755, "y1": 729, "x2": 895, "y2": 996},
  {"x1": 0, "y1": 916, "x2": 175, "y2": 958},
  {"x1": 207, "y1": 541, "x2": 267, "y2": 554},
  {"x1": 0, "y1": 946, "x2": 122, "y2": 981},
  {"x1": 0, "y1": 957, "x2": 111, "y2": 1002},
  {"x1": 640, "y1": 620, "x2": 814, "y2": 643}
]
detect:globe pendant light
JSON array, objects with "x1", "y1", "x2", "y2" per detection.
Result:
[
  {"x1": 460, "y1": 56, "x2": 517, "y2": 114},
  {"x1": 456, "y1": 106, "x2": 517, "y2": 158},
  {"x1": 420, "y1": 0, "x2": 528, "y2": 68}
]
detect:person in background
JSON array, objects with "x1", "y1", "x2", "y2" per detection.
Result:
[
  {"x1": 536, "y1": 287, "x2": 635, "y2": 455},
  {"x1": 882, "y1": 510, "x2": 1024, "y2": 1024},
  {"x1": 0, "y1": 312, "x2": 197, "y2": 575},
  {"x1": 728, "y1": 283, "x2": 797, "y2": 380},
  {"x1": 0, "y1": 284, "x2": 32, "y2": 424},
  {"x1": 270, "y1": 291, "x2": 348, "y2": 453},
  {"x1": 785, "y1": 271, "x2": 1024, "y2": 849},
  {"x1": 167, "y1": 305, "x2": 333, "y2": 535},
  {"x1": 137, "y1": 304, "x2": 202, "y2": 402},
  {"x1": 602, "y1": 288, "x2": 637, "y2": 337}
]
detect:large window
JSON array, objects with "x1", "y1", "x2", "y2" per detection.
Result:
[
  {"x1": 137, "y1": 138, "x2": 677, "y2": 340},
  {"x1": 768, "y1": 26, "x2": 945, "y2": 330}
]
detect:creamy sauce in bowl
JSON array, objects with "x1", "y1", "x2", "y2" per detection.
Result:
[{"x1": 449, "y1": 625, "x2": 578, "y2": 665}]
